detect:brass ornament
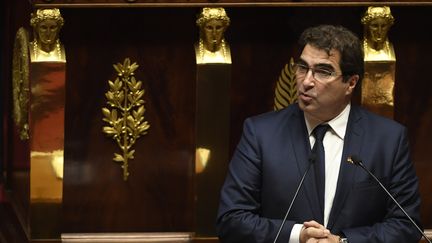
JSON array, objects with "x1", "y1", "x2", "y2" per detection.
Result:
[
  {"x1": 361, "y1": 6, "x2": 395, "y2": 61},
  {"x1": 30, "y1": 39, "x2": 65, "y2": 62},
  {"x1": 195, "y1": 7, "x2": 231, "y2": 64},
  {"x1": 12, "y1": 27, "x2": 30, "y2": 140},
  {"x1": 102, "y1": 58, "x2": 150, "y2": 181},
  {"x1": 362, "y1": 68, "x2": 395, "y2": 106},
  {"x1": 196, "y1": 38, "x2": 230, "y2": 64},
  {"x1": 361, "y1": 6, "x2": 394, "y2": 27},
  {"x1": 30, "y1": 8, "x2": 64, "y2": 28},
  {"x1": 29, "y1": 8, "x2": 66, "y2": 63},
  {"x1": 274, "y1": 58, "x2": 297, "y2": 110},
  {"x1": 196, "y1": 7, "x2": 230, "y2": 28},
  {"x1": 361, "y1": 6, "x2": 396, "y2": 118}
]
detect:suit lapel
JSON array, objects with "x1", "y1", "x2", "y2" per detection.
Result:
[
  {"x1": 289, "y1": 105, "x2": 322, "y2": 222},
  {"x1": 327, "y1": 106, "x2": 364, "y2": 229}
]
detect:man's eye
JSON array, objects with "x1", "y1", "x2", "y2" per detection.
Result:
[
  {"x1": 315, "y1": 69, "x2": 332, "y2": 76},
  {"x1": 296, "y1": 65, "x2": 308, "y2": 72}
]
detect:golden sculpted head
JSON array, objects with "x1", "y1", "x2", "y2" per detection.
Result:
[
  {"x1": 361, "y1": 6, "x2": 394, "y2": 51},
  {"x1": 30, "y1": 8, "x2": 65, "y2": 61},
  {"x1": 196, "y1": 8, "x2": 230, "y2": 52}
]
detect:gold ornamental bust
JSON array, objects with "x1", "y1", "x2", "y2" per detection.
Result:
[
  {"x1": 29, "y1": 8, "x2": 66, "y2": 62},
  {"x1": 195, "y1": 7, "x2": 231, "y2": 64},
  {"x1": 361, "y1": 6, "x2": 395, "y2": 61}
]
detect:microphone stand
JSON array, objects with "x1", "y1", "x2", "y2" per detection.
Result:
[
  {"x1": 273, "y1": 155, "x2": 316, "y2": 243},
  {"x1": 347, "y1": 156, "x2": 431, "y2": 243}
]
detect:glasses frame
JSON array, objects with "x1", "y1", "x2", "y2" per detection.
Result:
[{"x1": 293, "y1": 62, "x2": 343, "y2": 82}]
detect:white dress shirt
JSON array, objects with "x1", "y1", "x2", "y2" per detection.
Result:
[{"x1": 289, "y1": 103, "x2": 351, "y2": 243}]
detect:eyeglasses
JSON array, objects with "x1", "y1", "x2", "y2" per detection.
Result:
[{"x1": 294, "y1": 63, "x2": 342, "y2": 82}]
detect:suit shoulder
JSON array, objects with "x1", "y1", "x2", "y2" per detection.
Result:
[
  {"x1": 246, "y1": 104, "x2": 300, "y2": 126},
  {"x1": 355, "y1": 106, "x2": 406, "y2": 132}
]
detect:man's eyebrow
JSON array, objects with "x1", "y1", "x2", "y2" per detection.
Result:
[
  {"x1": 314, "y1": 63, "x2": 335, "y2": 70},
  {"x1": 297, "y1": 59, "x2": 335, "y2": 70}
]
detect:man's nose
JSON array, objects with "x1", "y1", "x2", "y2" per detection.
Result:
[{"x1": 302, "y1": 69, "x2": 316, "y2": 87}]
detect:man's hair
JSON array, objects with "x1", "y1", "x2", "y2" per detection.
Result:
[{"x1": 298, "y1": 25, "x2": 364, "y2": 83}]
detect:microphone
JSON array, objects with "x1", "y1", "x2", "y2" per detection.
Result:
[
  {"x1": 273, "y1": 153, "x2": 317, "y2": 243},
  {"x1": 347, "y1": 155, "x2": 431, "y2": 243}
]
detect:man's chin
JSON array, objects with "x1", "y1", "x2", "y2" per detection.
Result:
[
  {"x1": 298, "y1": 100, "x2": 311, "y2": 110},
  {"x1": 298, "y1": 101, "x2": 319, "y2": 115}
]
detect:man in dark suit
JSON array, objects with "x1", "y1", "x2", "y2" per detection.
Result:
[{"x1": 216, "y1": 25, "x2": 422, "y2": 243}]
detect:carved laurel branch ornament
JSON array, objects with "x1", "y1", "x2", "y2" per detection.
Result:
[
  {"x1": 102, "y1": 58, "x2": 150, "y2": 181},
  {"x1": 12, "y1": 27, "x2": 30, "y2": 140},
  {"x1": 274, "y1": 58, "x2": 297, "y2": 110}
]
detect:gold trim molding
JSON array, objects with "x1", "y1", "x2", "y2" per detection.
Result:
[
  {"x1": 62, "y1": 232, "x2": 192, "y2": 243},
  {"x1": 102, "y1": 58, "x2": 150, "y2": 181}
]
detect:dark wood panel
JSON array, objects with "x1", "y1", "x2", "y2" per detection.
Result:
[
  {"x1": 61, "y1": 8, "x2": 197, "y2": 232},
  {"x1": 2, "y1": 2, "x2": 432, "y2": 238},
  {"x1": 391, "y1": 7, "x2": 432, "y2": 229},
  {"x1": 38, "y1": 4, "x2": 432, "y2": 233},
  {"x1": 0, "y1": 202, "x2": 29, "y2": 243}
]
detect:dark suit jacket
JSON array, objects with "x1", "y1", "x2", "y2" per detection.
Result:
[{"x1": 217, "y1": 104, "x2": 422, "y2": 243}]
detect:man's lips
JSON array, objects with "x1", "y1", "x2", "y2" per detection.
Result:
[{"x1": 299, "y1": 92, "x2": 314, "y2": 102}]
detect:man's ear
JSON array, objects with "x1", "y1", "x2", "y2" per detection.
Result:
[{"x1": 346, "y1": 75, "x2": 359, "y2": 95}]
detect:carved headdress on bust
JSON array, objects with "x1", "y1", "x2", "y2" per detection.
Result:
[
  {"x1": 195, "y1": 7, "x2": 231, "y2": 64},
  {"x1": 361, "y1": 6, "x2": 395, "y2": 61},
  {"x1": 30, "y1": 8, "x2": 66, "y2": 62}
]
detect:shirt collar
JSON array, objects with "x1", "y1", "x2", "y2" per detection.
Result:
[{"x1": 305, "y1": 103, "x2": 351, "y2": 140}]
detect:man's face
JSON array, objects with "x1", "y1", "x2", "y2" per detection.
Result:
[
  {"x1": 37, "y1": 19, "x2": 60, "y2": 46},
  {"x1": 368, "y1": 17, "x2": 390, "y2": 46},
  {"x1": 296, "y1": 44, "x2": 357, "y2": 122},
  {"x1": 202, "y1": 19, "x2": 225, "y2": 52}
]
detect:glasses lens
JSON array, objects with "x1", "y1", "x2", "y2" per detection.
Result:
[
  {"x1": 294, "y1": 64, "x2": 308, "y2": 77},
  {"x1": 314, "y1": 69, "x2": 333, "y2": 81},
  {"x1": 294, "y1": 63, "x2": 339, "y2": 82}
]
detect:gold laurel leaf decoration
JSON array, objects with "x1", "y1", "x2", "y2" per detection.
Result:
[
  {"x1": 102, "y1": 58, "x2": 150, "y2": 181},
  {"x1": 12, "y1": 27, "x2": 30, "y2": 140},
  {"x1": 274, "y1": 57, "x2": 298, "y2": 111}
]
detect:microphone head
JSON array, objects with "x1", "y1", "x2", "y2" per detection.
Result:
[{"x1": 347, "y1": 155, "x2": 362, "y2": 165}]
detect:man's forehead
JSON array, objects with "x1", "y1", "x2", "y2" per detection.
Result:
[{"x1": 300, "y1": 44, "x2": 341, "y2": 66}]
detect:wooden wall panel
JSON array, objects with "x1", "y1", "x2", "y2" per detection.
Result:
[
  {"x1": 392, "y1": 6, "x2": 432, "y2": 228},
  {"x1": 61, "y1": 8, "x2": 197, "y2": 232},
  {"x1": 2, "y1": 2, "x2": 432, "y2": 240},
  {"x1": 27, "y1": 4, "x2": 432, "y2": 233}
]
